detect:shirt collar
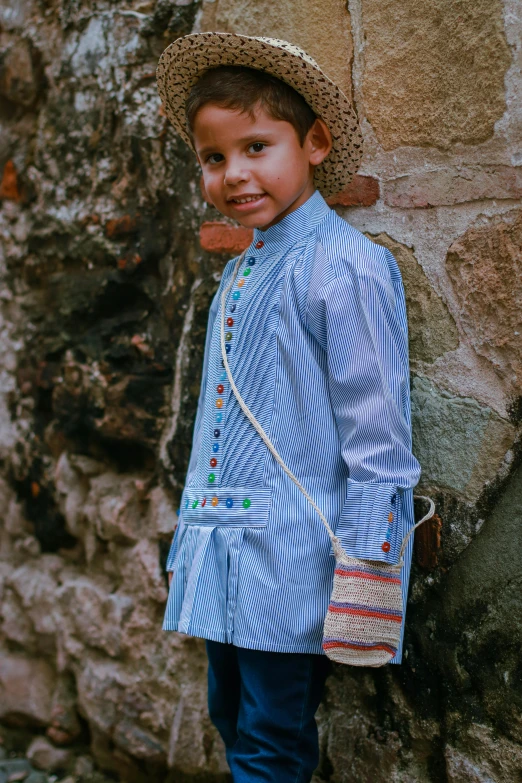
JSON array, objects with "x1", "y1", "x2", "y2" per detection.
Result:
[{"x1": 244, "y1": 189, "x2": 331, "y2": 259}]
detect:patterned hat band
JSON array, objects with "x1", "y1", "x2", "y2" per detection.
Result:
[{"x1": 156, "y1": 32, "x2": 364, "y2": 198}]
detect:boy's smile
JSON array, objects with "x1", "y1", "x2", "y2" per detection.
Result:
[{"x1": 193, "y1": 102, "x2": 332, "y2": 231}]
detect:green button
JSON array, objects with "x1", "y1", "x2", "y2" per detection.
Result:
[
  {"x1": 243, "y1": 267, "x2": 251, "y2": 276},
  {"x1": 208, "y1": 473, "x2": 215, "y2": 483},
  {"x1": 243, "y1": 498, "x2": 251, "y2": 509},
  {"x1": 225, "y1": 331, "x2": 232, "y2": 341},
  {"x1": 192, "y1": 499, "x2": 198, "y2": 508}
]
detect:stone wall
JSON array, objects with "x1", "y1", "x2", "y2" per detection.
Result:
[{"x1": 0, "y1": 1, "x2": 520, "y2": 781}]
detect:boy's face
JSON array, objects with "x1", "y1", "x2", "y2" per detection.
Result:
[{"x1": 192, "y1": 101, "x2": 332, "y2": 231}]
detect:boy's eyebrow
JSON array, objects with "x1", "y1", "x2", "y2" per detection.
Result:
[{"x1": 197, "y1": 131, "x2": 277, "y2": 157}]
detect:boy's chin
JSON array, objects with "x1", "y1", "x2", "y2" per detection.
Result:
[{"x1": 227, "y1": 207, "x2": 281, "y2": 231}]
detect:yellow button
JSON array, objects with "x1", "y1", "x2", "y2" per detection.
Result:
[
  {"x1": 211, "y1": 496, "x2": 219, "y2": 506},
  {"x1": 388, "y1": 512, "x2": 393, "y2": 523},
  {"x1": 216, "y1": 398, "x2": 223, "y2": 408},
  {"x1": 238, "y1": 279, "x2": 245, "y2": 288}
]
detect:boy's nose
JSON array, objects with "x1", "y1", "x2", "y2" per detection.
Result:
[{"x1": 224, "y1": 163, "x2": 249, "y2": 185}]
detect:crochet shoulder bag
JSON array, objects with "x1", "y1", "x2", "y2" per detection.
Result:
[{"x1": 220, "y1": 251, "x2": 435, "y2": 666}]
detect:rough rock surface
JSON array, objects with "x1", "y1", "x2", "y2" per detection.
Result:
[
  {"x1": 360, "y1": 0, "x2": 511, "y2": 150},
  {"x1": 411, "y1": 377, "x2": 515, "y2": 502},
  {"x1": 446, "y1": 210, "x2": 522, "y2": 398},
  {"x1": 0, "y1": 0, "x2": 521, "y2": 782}
]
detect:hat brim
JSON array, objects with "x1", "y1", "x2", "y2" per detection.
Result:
[{"x1": 156, "y1": 32, "x2": 363, "y2": 198}]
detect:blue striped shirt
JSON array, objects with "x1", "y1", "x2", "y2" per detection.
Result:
[{"x1": 163, "y1": 189, "x2": 421, "y2": 663}]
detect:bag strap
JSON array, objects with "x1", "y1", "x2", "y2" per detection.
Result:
[{"x1": 220, "y1": 250, "x2": 435, "y2": 566}]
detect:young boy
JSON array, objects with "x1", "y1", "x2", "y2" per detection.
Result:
[{"x1": 156, "y1": 33, "x2": 421, "y2": 782}]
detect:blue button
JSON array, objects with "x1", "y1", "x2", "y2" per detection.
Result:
[
  {"x1": 226, "y1": 498, "x2": 233, "y2": 508},
  {"x1": 185, "y1": 499, "x2": 189, "y2": 509},
  {"x1": 225, "y1": 344, "x2": 231, "y2": 353},
  {"x1": 220, "y1": 371, "x2": 227, "y2": 381},
  {"x1": 221, "y1": 359, "x2": 225, "y2": 367},
  {"x1": 212, "y1": 443, "x2": 219, "y2": 453},
  {"x1": 176, "y1": 508, "x2": 180, "y2": 515},
  {"x1": 216, "y1": 413, "x2": 223, "y2": 423},
  {"x1": 230, "y1": 303, "x2": 237, "y2": 312},
  {"x1": 249, "y1": 258, "x2": 256, "y2": 265},
  {"x1": 233, "y1": 291, "x2": 241, "y2": 300},
  {"x1": 214, "y1": 429, "x2": 220, "y2": 437}
]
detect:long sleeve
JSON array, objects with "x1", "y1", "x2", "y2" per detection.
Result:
[{"x1": 317, "y1": 251, "x2": 421, "y2": 564}]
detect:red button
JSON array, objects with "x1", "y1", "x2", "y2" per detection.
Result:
[
  {"x1": 201, "y1": 498, "x2": 207, "y2": 507},
  {"x1": 227, "y1": 317, "x2": 234, "y2": 327},
  {"x1": 255, "y1": 240, "x2": 264, "y2": 249},
  {"x1": 381, "y1": 541, "x2": 391, "y2": 552},
  {"x1": 210, "y1": 458, "x2": 217, "y2": 468},
  {"x1": 217, "y1": 384, "x2": 224, "y2": 394}
]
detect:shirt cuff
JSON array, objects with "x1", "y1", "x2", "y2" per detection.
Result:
[
  {"x1": 334, "y1": 481, "x2": 403, "y2": 564},
  {"x1": 165, "y1": 524, "x2": 180, "y2": 571}
]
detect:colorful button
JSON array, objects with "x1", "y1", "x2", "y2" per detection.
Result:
[
  {"x1": 201, "y1": 498, "x2": 207, "y2": 507},
  {"x1": 249, "y1": 258, "x2": 256, "y2": 265},
  {"x1": 243, "y1": 498, "x2": 251, "y2": 509},
  {"x1": 212, "y1": 443, "x2": 219, "y2": 453},
  {"x1": 217, "y1": 384, "x2": 224, "y2": 394},
  {"x1": 211, "y1": 496, "x2": 219, "y2": 506},
  {"x1": 214, "y1": 429, "x2": 220, "y2": 437},
  {"x1": 221, "y1": 359, "x2": 225, "y2": 367},
  {"x1": 216, "y1": 398, "x2": 223, "y2": 408},
  {"x1": 210, "y1": 458, "x2": 217, "y2": 468},
  {"x1": 243, "y1": 267, "x2": 251, "y2": 276},
  {"x1": 226, "y1": 498, "x2": 233, "y2": 508},
  {"x1": 192, "y1": 499, "x2": 198, "y2": 508},
  {"x1": 230, "y1": 303, "x2": 237, "y2": 312},
  {"x1": 208, "y1": 473, "x2": 216, "y2": 483},
  {"x1": 233, "y1": 291, "x2": 241, "y2": 300},
  {"x1": 225, "y1": 344, "x2": 231, "y2": 354},
  {"x1": 216, "y1": 413, "x2": 223, "y2": 423},
  {"x1": 185, "y1": 499, "x2": 189, "y2": 508},
  {"x1": 227, "y1": 318, "x2": 234, "y2": 327},
  {"x1": 220, "y1": 371, "x2": 227, "y2": 381},
  {"x1": 176, "y1": 508, "x2": 180, "y2": 515},
  {"x1": 388, "y1": 512, "x2": 394, "y2": 523},
  {"x1": 238, "y1": 279, "x2": 245, "y2": 288},
  {"x1": 381, "y1": 541, "x2": 391, "y2": 552},
  {"x1": 225, "y1": 332, "x2": 232, "y2": 341},
  {"x1": 255, "y1": 240, "x2": 264, "y2": 249}
]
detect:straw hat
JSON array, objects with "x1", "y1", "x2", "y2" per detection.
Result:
[{"x1": 156, "y1": 32, "x2": 363, "y2": 198}]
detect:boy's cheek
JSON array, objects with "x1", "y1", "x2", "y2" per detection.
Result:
[{"x1": 199, "y1": 175, "x2": 214, "y2": 205}]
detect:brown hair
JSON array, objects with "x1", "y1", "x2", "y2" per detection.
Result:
[{"x1": 185, "y1": 65, "x2": 317, "y2": 148}]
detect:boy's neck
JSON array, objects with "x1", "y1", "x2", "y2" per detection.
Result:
[{"x1": 250, "y1": 189, "x2": 330, "y2": 255}]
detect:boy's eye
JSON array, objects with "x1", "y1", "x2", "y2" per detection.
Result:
[{"x1": 204, "y1": 143, "x2": 266, "y2": 164}]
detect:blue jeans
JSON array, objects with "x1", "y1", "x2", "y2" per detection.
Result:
[{"x1": 205, "y1": 640, "x2": 331, "y2": 783}]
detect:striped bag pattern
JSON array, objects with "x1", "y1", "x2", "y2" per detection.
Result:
[
  {"x1": 323, "y1": 558, "x2": 405, "y2": 665},
  {"x1": 221, "y1": 249, "x2": 436, "y2": 667}
]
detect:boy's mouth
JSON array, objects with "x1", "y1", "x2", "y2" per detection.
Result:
[{"x1": 228, "y1": 194, "x2": 266, "y2": 209}]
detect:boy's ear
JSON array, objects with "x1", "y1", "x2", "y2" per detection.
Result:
[{"x1": 308, "y1": 118, "x2": 333, "y2": 166}]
